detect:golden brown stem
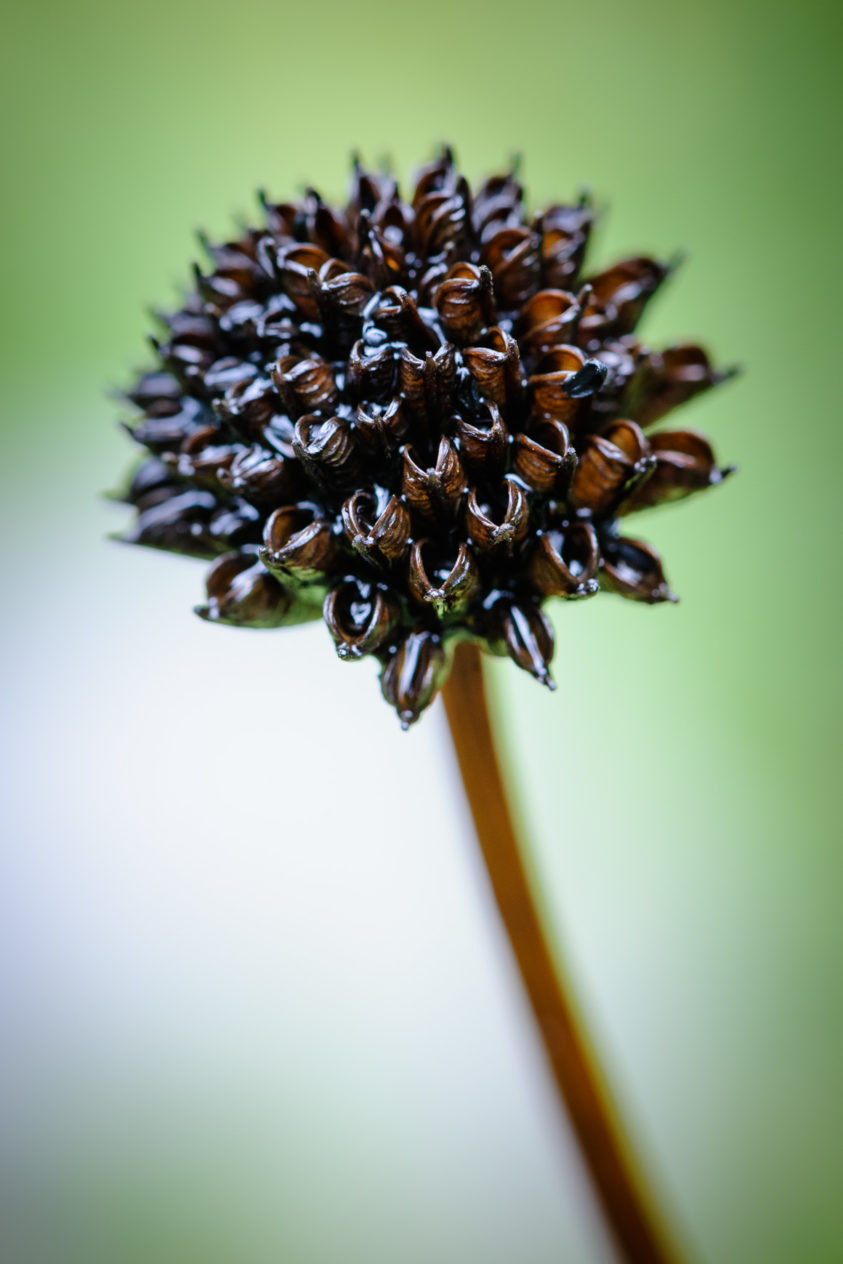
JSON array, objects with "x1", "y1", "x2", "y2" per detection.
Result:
[{"x1": 441, "y1": 640, "x2": 684, "y2": 1264}]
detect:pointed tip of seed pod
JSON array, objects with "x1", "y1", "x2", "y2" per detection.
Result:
[
  {"x1": 667, "y1": 249, "x2": 687, "y2": 275},
  {"x1": 666, "y1": 589, "x2": 680, "y2": 604},
  {"x1": 541, "y1": 673, "x2": 557, "y2": 692},
  {"x1": 720, "y1": 463, "x2": 738, "y2": 480},
  {"x1": 399, "y1": 710, "x2": 415, "y2": 731},
  {"x1": 193, "y1": 603, "x2": 211, "y2": 621},
  {"x1": 720, "y1": 364, "x2": 742, "y2": 384}
]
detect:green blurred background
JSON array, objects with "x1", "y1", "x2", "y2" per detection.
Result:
[{"x1": 1, "y1": 1, "x2": 840, "y2": 1261}]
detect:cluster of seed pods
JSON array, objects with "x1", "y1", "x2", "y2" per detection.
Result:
[{"x1": 117, "y1": 149, "x2": 732, "y2": 725}]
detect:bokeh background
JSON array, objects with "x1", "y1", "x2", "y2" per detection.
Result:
[{"x1": 2, "y1": 1, "x2": 840, "y2": 1261}]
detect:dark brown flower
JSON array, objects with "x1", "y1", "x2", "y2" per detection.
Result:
[{"x1": 115, "y1": 147, "x2": 734, "y2": 725}]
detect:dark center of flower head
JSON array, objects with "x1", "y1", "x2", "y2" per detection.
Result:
[{"x1": 114, "y1": 146, "x2": 735, "y2": 726}]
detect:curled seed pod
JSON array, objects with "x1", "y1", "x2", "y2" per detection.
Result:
[
  {"x1": 473, "y1": 171, "x2": 524, "y2": 237},
  {"x1": 341, "y1": 488, "x2": 411, "y2": 567},
  {"x1": 465, "y1": 477, "x2": 530, "y2": 554},
  {"x1": 261, "y1": 502, "x2": 339, "y2": 582},
  {"x1": 402, "y1": 436, "x2": 466, "y2": 523},
  {"x1": 346, "y1": 337, "x2": 397, "y2": 403},
  {"x1": 120, "y1": 487, "x2": 222, "y2": 558},
  {"x1": 587, "y1": 256, "x2": 670, "y2": 335},
  {"x1": 217, "y1": 374, "x2": 281, "y2": 441},
  {"x1": 218, "y1": 444, "x2": 298, "y2": 508},
  {"x1": 353, "y1": 397, "x2": 409, "y2": 459},
  {"x1": 462, "y1": 327, "x2": 523, "y2": 411},
  {"x1": 527, "y1": 522, "x2": 600, "y2": 598},
  {"x1": 276, "y1": 243, "x2": 332, "y2": 318},
  {"x1": 363, "y1": 286, "x2": 438, "y2": 351},
  {"x1": 323, "y1": 577, "x2": 400, "y2": 660},
  {"x1": 399, "y1": 342, "x2": 456, "y2": 427},
  {"x1": 453, "y1": 401, "x2": 509, "y2": 475},
  {"x1": 172, "y1": 426, "x2": 238, "y2": 490},
  {"x1": 539, "y1": 201, "x2": 594, "y2": 288},
  {"x1": 357, "y1": 213, "x2": 408, "y2": 288},
  {"x1": 512, "y1": 419, "x2": 576, "y2": 495},
  {"x1": 307, "y1": 260, "x2": 374, "y2": 341},
  {"x1": 620, "y1": 430, "x2": 732, "y2": 513},
  {"x1": 628, "y1": 345, "x2": 731, "y2": 427},
  {"x1": 600, "y1": 535, "x2": 676, "y2": 603},
  {"x1": 197, "y1": 551, "x2": 296, "y2": 628},
  {"x1": 482, "y1": 226, "x2": 541, "y2": 309},
  {"x1": 127, "y1": 370, "x2": 183, "y2": 409},
  {"x1": 296, "y1": 188, "x2": 350, "y2": 257},
  {"x1": 379, "y1": 630, "x2": 447, "y2": 730},
  {"x1": 433, "y1": 263, "x2": 496, "y2": 344},
  {"x1": 484, "y1": 594, "x2": 556, "y2": 687},
  {"x1": 569, "y1": 420, "x2": 655, "y2": 515},
  {"x1": 271, "y1": 355, "x2": 339, "y2": 418},
  {"x1": 292, "y1": 414, "x2": 360, "y2": 492},
  {"x1": 407, "y1": 541, "x2": 480, "y2": 618},
  {"x1": 517, "y1": 289, "x2": 582, "y2": 360}
]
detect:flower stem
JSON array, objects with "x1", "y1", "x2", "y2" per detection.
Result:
[{"x1": 441, "y1": 640, "x2": 685, "y2": 1264}]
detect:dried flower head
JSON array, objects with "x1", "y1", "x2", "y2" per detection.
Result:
[{"x1": 114, "y1": 148, "x2": 734, "y2": 726}]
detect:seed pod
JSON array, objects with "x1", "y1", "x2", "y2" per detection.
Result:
[
  {"x1": 485, "y1": 595, "x2": 556, "y2": 687},
  {"x1": 433, "y1": 263, "x2": 496, "y2": 344},
  {"x1": 600, "y1": 535, "x2": 676, "y2": 603},
  {"x1": 379, "y1": 630, "x2": 447, "y2": 730},
  {"x1": 399, "y1": 342, "x2": 456, "y2": 428},
  {"x1": 465, "y1": 477, "x2": 530, "y2": 555},
  {"x1": 323, "y1": 577, "x2": 400, "y2": 659},
  {"x1": 569, "y1": 420, "x2": 655, "y2": 516},
  {"x1": 271, "y1": 355, "x2": 339, "y2": 419},
  {"x1": 276, "y1": 243, "x2": 332, "y2": 318},
  {"x1": 462, "y1": 327, "x2": 522, "y2": 411},
  {"x1": 512, "y1": 419, "x2": 576, "y2": 495},
  {"x1": 453, "y1": 401, "x2": 509, "y2": 475},
  {"x1": 346, "y1": 337, "x2": 397, "y2": 403},
  {"x1": 620, "y1": 430, "x2": 731, "y2": 513},
  {"x1": 261, "y1": 503, "x2": 339, "y2": 583},
  {"x1": 197, "y1": 552, "x2": 296, "y2": 628},
  {"x1": 482, "y1": 226, "x2": 541, "y2": 309},
  {"x1": 527, "y1": 523, "x2": 600, "y2": 598},
  {"x1": 408, "y1": 541, "x2": 480, "y2": 618},
  {"x1": 628, "y1": 345, "x2": 730, "y2": 427},
  {"x1": 587, "y1": 256, "x2": 670, "y2": 335},
  {"x1": 517, "y1": 290, "x2": 581, "y2": 360},
  {"x1": 402, "y1": 436, "x2": 466, "y2": 523},
  {"x1": 219, "y1": 444, "x2": 299, "y2": 509},
  {"x1": 292, "y1": 414, "x2": 360, "y2": 492},
  {"x1": 539, "y1": 201, "x2": 593, "y2": 289},
  {"x1": 341, "y1": 488, "x2": 411, "y2": 567}
]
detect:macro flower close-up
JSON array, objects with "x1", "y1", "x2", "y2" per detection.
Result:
[
  {"x1": 115, "y1": 150, "x2": 733, "y2": 726},
  {"x1": 1, "y1": 3, "x2": 840, "y2": 1264}
]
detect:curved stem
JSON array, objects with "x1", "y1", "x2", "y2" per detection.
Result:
[{"x1": 441, "y1": 640, "x2": 685, "y2": 1264}]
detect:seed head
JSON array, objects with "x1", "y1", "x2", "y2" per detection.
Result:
[{"x1": 114, "y1": 148, "x2": 734, "y2": 727}]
